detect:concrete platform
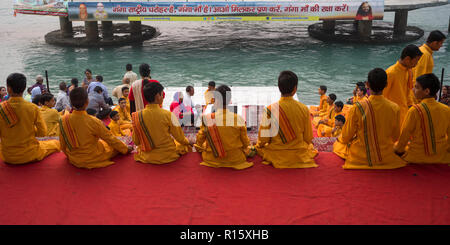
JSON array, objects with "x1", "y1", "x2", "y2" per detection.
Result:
[{"x1": 385, "y1": 0, "x2": 449, "y2": 11}]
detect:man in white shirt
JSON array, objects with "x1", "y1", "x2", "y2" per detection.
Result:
[
  {"x1": 183, "y1": 85, "x2": 200, "y2": 126},
  {"x1": 55, "y1": 81, "x2": 71, "y2": 112},
  {"x1": 123, "y1": 63, "x2": 138, "y2": 85}
]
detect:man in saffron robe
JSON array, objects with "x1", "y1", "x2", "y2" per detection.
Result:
[
  {"x1": 394, "y1": 73, "x2": 450, "y2": 164},
  {"x1": 40, "y1": 93, "x2": 61, "y2": 137},
  {"x1": 309, "y1": 85, "x2": 328, "y2": 116},
  {"x1": 256, "y1": 71, "x2": 318, "y2": 168},
  {"x1": 313, "y1": 93, "x2": 336, "y2": 127},
  {"x1": 0, "y1": 73, "x2": 60, "y2": 164},
  {"x1": 334, "y1": 68, "x2": 406, "y2": 169},
  {"x1": 204, "y1": 81, "x2": 216, "y2": 106},
  {"x1": 384, "y1": 45, "x2": 423, "y2": 125},
  {"x1": 59, "y1": 88, "x2": 131, "y2": 169},
  {"x1": 132, "y1": 82, "x2": 192, "y2": 164},
  {"x1": 195, "y1": 85, "x2": 253, "y2": 170},
  {"x1": 413, "y1": 31, "x2": 446, "y2": 83}
]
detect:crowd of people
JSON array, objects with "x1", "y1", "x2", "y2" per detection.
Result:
[{"x1": 0, "y1": 30, "x2": 448, "y2": 170}]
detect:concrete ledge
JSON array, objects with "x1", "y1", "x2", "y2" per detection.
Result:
[
  {"x1": 44, "y1": 23, "x2": 159, "y2": 47},
  {"x1": 385, "y1": 0, "x2": 448, "y2": 11}
]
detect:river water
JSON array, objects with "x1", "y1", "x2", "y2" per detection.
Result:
[{"x1": 1, "y1": 1, "x2": 449, "y2": 104}]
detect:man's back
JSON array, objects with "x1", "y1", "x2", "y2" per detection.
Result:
[{"x1": 87, "y1": 92, "x2": 107, "y2": 111}]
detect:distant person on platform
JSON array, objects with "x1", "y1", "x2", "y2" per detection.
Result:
[
  {"x1": 184, "y1": 85, "x2": 200, "y2": 126},
  {"x1": 384, "y1": 44, "x2": 423, "y2": 125},
  {"x1": 394, "y1": 73, "x2": 450, "y2": 164},
  {"x1": 440, "y1": 85, "x2": 449, "y2": 106},
  {"x1": 30, "y1": 75, "x2": 47, "y2": 94},
  {"x1": 132, "y1": 82, "x2": 192, "y2": 164},
  {"x1": 123, "y1": 63, "x2": 138, "y2": 84},
  {"x1": 413, "y1": 30, "x2": 446, "y2": 85},
  {"x1": 87, "y1": 86, "x2": 111, "y2": 120},
  {"x1": 82, "y1": 69, "x2": 95, "y2": 90},
  {"x1": 112, "y1": 78, "x2": 130, "y2": 100},
  {"x1": 59, "y1": 87, "x2": 131, "y2": 169},
  {"x1": 195, "y1": 85, "x2": 254, "y2": 170},
  {"x1": 87, "y1": 75, "x2": 113, "y2": 105},
  {"x1": 204, "y1": 81, "x2": 216, "y2": 105},
  {"x1": 0, "y1": 73, "x2": 60, "y2": 164},
  {"x1": 55, "y1": 81, "x2": 71, "y2": 112},
  {"x1": 333, "y1": 68, "x2": 406, "y2": 169},
  {"x1": 355, "y1": 1, "x2": 373, "y2": 20},
  {"x1": 256, "y1": 71, "x2": 318, "y2": 169},
  {"x1": 129, "y1": 63, "x2": 163, "y2": 114}
]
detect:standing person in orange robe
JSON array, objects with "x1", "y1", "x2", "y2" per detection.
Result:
[{"x1": 384, "y1": 44, "x2": 423, "y2": 125}]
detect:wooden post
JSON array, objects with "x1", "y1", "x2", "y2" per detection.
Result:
[
  {"x1": 357, "y1": 20, "x2": 372, "y2": 37},
  {"x1": 322, "y1": 20, "x2": 336, "y2": 35},
  {"x1": 394, "y1": 10, "x2": 408, "y2": 37},
  {"x1": 101, "y1": 21, "x2": 113, "y2": 39},
  {"x1": 85, "y1": 21, "x2": 99, "y2": 42},
  {"x1": 59, "y1": 16, "x2": 73, "y2": 38}
]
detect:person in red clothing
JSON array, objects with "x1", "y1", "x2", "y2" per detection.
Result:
[
  {"x1": 128, "y1": 63, "x2": 164, "y2": 114},
  {"x1": 355, "y1": 2, "x2": 373, "y2": 20},
  {"x1": 170, "y1": 91, "x2": 194, "y2": 126}
]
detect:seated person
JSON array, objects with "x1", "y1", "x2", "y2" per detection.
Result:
[
  {"x1": 32, "y1": 94, "x2": 42, "y2": 107},
  {"x1": 346, "y1": 82, "x2": 366, "y2": 104},
  {"x1": 309, "y1": 85, "x2": 328, "y2": 116},
  {"x1": 132, "y1": 82, "x2": 192, "y2": 164},
  {"x1": 317, "y1": 101, "x2": 345, "y2": 137},
  {"x1": 115, "y1": 98, "x2": 131, "y2": 123},
  {"x1": 108, "y1": 110, "x2": 131, "y2": 137},
  {"x1": 87, "y1": 86, "x2": 111, "y2": 120},
  {"x1": 0, "y1": 73, "x2": 60, "y2": 164},
  {"x1": 394, "y1": 73, "x2": 450, "y2": 164},
  {"x1": 256, "y1": 71, "x2": 318, "y2": 169},
  {"x1": 39, "y1": 93, "x2": 60, "y2": 137},
  {"x1": 121, "y1": 86, "x2": 130, "y2": 111},
  {"x1": 59, "y1": 87, "x2": 131, "y2": 169},
  {"x1": 170, "y1": 92, "x2": 194, "y2": 126},
  {"x1": 312, "y1": 93, "x2": 336, "y2": 127},
  {"x1": 195, "y1": 85, "x2": 253, "y2": 170},
  {"x1": 331, "y1": 114, "x2": 345, "y2": 137},
  {"x1": 333, "y1": 68, "x2": 406, "y2": 169}
]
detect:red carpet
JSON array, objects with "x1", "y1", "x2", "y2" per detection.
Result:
[{"x1": 1, "y1": 151, "x2": 449, "y2": 225}]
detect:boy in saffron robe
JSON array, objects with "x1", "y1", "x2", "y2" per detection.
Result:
[
  {"x1": 204, "y1": 81, "x2": 216, "y2": 105},
  {"x1": 310, "y1": 85, "x2": 328, "y2": 116},
  {"x1": 256, "y1": 71, "x2": 318, "y2": 168},
  {"x1": 413, "y1": 31, "x2": 446, "y2": 84},
  {"x1": 39, "y1": 93, "x2": 61, "y2": 137},
  {"x1": 317, "y1": 101, "x2": 345, "y2": 137},
  {"x1": 132, "y1": 82, "x2": 192, "y2": 164},
  {"x1": 195, "y1": 85, "x2": 253, "y2": 170},
  {"x1": 59, "y1": 88, "x2": 131, "y2": 169},
  {"x1": 394, "y1": 73, "x2": 450, "y2": 164},
  {"x1": 0, "y1": 73, "x2": 60, "y2": 164},
  {"x1": 108, "y1": 110, "x2": 130, "y2": 137},
  {"x1": 333, "y1": 68, "x2": 406, "y2": 169},
  {"x1": 312, "y1": 93, "x2": 336, "y2": 127}
]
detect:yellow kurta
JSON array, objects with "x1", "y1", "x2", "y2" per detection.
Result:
[
  {"x1": 384, "y1": 61, "x2": 415, "y2": 125},
  {"x1": 40, "y1": 105, "x2": 60, "y2": 136},
  {"x1": 108, "y1": 120, "x2": 127, "y2": 137},
  {"x1": 413, "y1": 44, "x2": 434, "y2": 81},
  {"x1": 336, "y1": 95, "x2": 406, "y2": 169},
  {"x1": 195, "y1": 108, "x2": 253, "y2": 169},
  {"x1": 313, "y1": 102, "x2": 334, "y2": 127},
  {"x1": 122, "y1": 95, "x2": 131, "y2": 112},
  {"x1": 394, "y1": 98, "x2": 450, "y2": 164},
  {"x1": 115, "y1": 106, "x2": 131, "y2": 123},
  {"x1": 132, "y1": 104, "x2": 191, "y2": 164},
  {"x1": 204, "y1": 89, "x2": 215, "y2": 105},
  {"x1": 310, "y1": 94, "x2": 328, "y2": 116},
  {"x1": 257, "y1": 96, "x2": 318, "y2": 168},
  {"x1": 0, "y1": 97, "x2": 60, "y2": 164},
  {"x1": 59, "y1": 110, "x2": 129, "y2": 169}
]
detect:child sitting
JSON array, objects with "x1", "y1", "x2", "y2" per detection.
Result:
[
  {"x1": 309, "y1": 85, "x2": 328, "y2": 116},
  {"x1": 40, "y1": 93, "x2": 60, "y2": 137},
  {"x1": 108, "y1": 110, "x2": 131, "y2": 137}
]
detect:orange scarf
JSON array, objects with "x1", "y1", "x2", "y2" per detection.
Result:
[
  {"x1": 266, "y1": 103, "x2": 296, "y2": 144},
  {"x1": 355, "y1": 100, "x2": 382, "y2": 166},
  {"x1": 0, "y1": 101, "x2": 18, "y2": 128},
  {"x1": 203, "y1": 113, "x2": 226, "y2": 158},
  {"x1": 412, "y1": 103, "x2": 436, "y2": 156},
  {"x1": 131, "y1": 111, "x2": 154, "y2": 152},
  {"x1": 59, "y1": 114, "x2": 80, "y2": 151}
]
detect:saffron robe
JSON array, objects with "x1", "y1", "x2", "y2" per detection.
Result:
[
  {"x1": 413, "y1": 44, "x2": 434, "y2": 81},
  {"x1": 0, "y1": 97, "x2": 60, "y2": 164},
  {"x1": 132, "y1": 104, "x2": 191, "y2": 164},
  {"x1": 384, "y1": 61, "x2": 415, "y2": 125},
  {"x1": 335, "y1": 95, "x2": 406, "y2": 169},
  {"x1": 204, "y1": 89, "x2": 215, "y2": 105},
  {"x1": 256, "y1": 96, "x2": 318, "y2": 168},
  {"x1": 108, "y1": 120, "x2": 129, "y2": 137},
  {"x1": 40, "y1": 105, "x2": 60, "y2": 136},
  {"x1": 312, "y1": 102, "x2": 334, "y2": 127},
  {"x1": 394, "y1": 98, "x2": 450, "y2": 164},
  {"x1": 195, "y1": 108, "x2": 253, "y2": 170},
  {"x1": 310, "y1": 94, "x2": 328, "y2": 116},
  {"x1": 59, "y1": 110, "x2": 129, "y2": 169}
]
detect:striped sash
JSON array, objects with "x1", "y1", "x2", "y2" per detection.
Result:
[
  {"x1": 59, "y1": 114, "x2": 80, "y2": 151},
  {"x1": 266, "y1": 103, "x2": 296, "y2": 144},
  {"x1": 0, "y1": 101, "x2": 18, "y2": 128},
  {"x1": 131, "y1": 111, "x2": 154, "y2": 152},
  {"x1": 202, "y1": 113, "x2": 226, "y2": 158},
  {"x1": 355, "y1": 100, "x2": 382, "y2": 166},
  {"x1": 412, "y1": 103, "x2": 436, "y2": 156}
]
